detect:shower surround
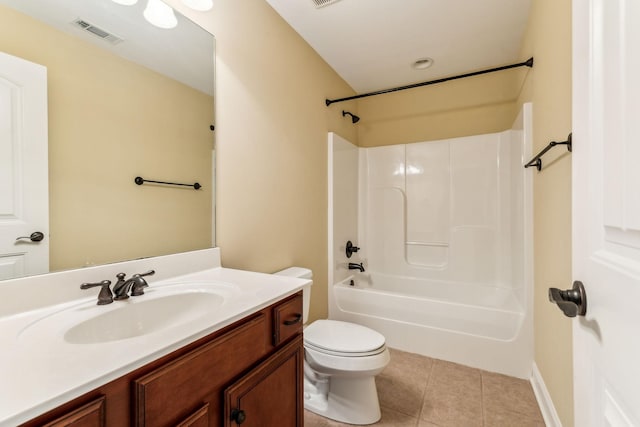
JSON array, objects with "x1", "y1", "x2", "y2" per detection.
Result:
[{"x1": 328, "y1": 104, "x2": 533, "y2": 378}]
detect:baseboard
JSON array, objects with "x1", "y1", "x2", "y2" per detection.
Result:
[{"x1": 530, "y1": 362, "x2": 563, "y2": 427}]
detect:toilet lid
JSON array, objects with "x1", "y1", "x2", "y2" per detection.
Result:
[{"x1": 304, "y1": 320, "x2": 386, "y2": 354}]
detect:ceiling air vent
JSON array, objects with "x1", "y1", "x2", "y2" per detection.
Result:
[
  {"x1": 311, "y1": 0, "x2": 343, "y2": 9},
  {"x1": 71, "y1": 19, "x2": 124, "y2": 45}
]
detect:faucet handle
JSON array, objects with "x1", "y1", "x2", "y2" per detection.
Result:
[
  {"x1": 80, "y1": 280, "x2": 113, "y2": 305},
  {"x1": 137, "y1": 270, "x2": 155, "y2": 278},
  {"x1": 130, "y1": 280, "x2": 149, "y2": 296},
  {"x1": 130, "y1": 270, "x2": 155, "y2": 296},
  {"x1": 346, "y1": 241, "x2": 360, "y2": 258}
]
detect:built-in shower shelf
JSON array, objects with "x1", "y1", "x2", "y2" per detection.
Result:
[{"x1": 405, "y1": 241, "x2": 449, "y2": 247}]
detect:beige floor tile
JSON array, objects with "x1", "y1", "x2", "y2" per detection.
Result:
[
  {"x1": 481, "y1": 371, "x2": 543, "y2": 420},
  {"x1": 484, "y1": 407, "x2": 546, "y2": 427},
  {"x1": 304, "y1": 406, "x2": 418, "y2": 427},
  {"x1": 421, "y1": 386, "x2": 483, "y2": 427},
  {"x1": 377, "y1": 406, "x2": 420, "y2": 427},
  {"x1": 377, "y1": 348, "x2": 434, "y2": 417},
  {"x1": 304, "y1": 410, "x2": 348, "y2": 427},
  {"x1": 377, "y1": 374, "x2": 427, "y2": 418},
  {"x1": 382, "y1": 348, "x2": 434, "y2": 382},
  {"x1": 306, "y1": 349, "x2": 545, "y2": 427},
  {"x1": 421, "y1": 360, "x2": 483, "y2": 427},
  {"x1": 430, "y1": 359, "x2": 482, "y2": 386}
]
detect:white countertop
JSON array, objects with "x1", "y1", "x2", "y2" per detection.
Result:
[{"x1": 0, "y1": 252, "x2": 309, "y2": 426}]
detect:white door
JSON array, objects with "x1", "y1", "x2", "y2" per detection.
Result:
[
  {"x1": 0, "y1": 51, "x2": 49, "y2": 280},
  {"x1": 573, "y1": 0, "x2": 640, "y2": 425}
]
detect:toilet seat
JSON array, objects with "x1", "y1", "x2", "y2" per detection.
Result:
[
  {"x1": 304, "y1": 320, "x2": 386, "y2": 357},
  {"x1": 304, "y1": 341, "x2": 386, "y2": 357}
]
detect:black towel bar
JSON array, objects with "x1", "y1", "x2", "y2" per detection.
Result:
[
  {"x1": 524, "y1": 133, "x2": 572, "y2": 171},
  {"x1": 134, "y1": 176, "x2": 201, "y2": 190}
]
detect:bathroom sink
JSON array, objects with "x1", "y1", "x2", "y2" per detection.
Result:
[
  {"x1": 18, "y1": 282, "x2": 241, "y2": 345},
  {"x1": 64, "y1": 292, "x2": 224, "y2": 344}
]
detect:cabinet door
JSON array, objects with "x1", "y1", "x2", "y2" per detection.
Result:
[
  {"x1": 224, "y1": 335, "x2": 303, "y2": 427},
  {"x1": 134, "y1": 314, "x2": 268, "y2": 426},
  {"x1": 176, "y1": 404, "x2": 209, "y2": 427},
  {"x1": 42, "y1": 396, "x2": 106, "y2": 427}
]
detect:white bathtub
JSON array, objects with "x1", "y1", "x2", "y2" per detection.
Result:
[
  {"x1": 330, "y1": 274, "x2": 533, "y2": 379},
  {"x1": 327, "y1": 106, "x2": 533, "y2": 379}
]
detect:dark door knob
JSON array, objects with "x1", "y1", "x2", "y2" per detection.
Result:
[
  {"x1": 230, "y1": 408, "x2": 246, "y2": 425},
  {"x1": 15, "y1": 231, "x2": 44, "y2": 242},
  {"x1": 548, "y1": 280, "x2": 587, "y2": 317}
]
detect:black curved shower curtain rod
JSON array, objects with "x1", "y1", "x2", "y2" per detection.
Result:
[{"x1": 325, "y1": 57, "x2": 534, "y2": 106}]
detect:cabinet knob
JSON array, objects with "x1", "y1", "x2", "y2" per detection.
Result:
[{"x1": 230, "y1": 408, "x2": 246, "y2": 425}]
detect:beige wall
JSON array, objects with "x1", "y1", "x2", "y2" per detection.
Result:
[
  {"x1": 356, "y1": 66, "x2": 525, "y2": 147},
  {"x1": 517, "y1": 0, "x2": 574, "y2": 425},
  {"x1": 0, "y1": 5, "x2": 213, "y2": 271},
  {"x1": 165, "y1": 0, "x2": 359, "y2": 322},
  {"x1": 334, "y1": 0, "x2": 575, "y2": 423},
  {"x1": 181, "y1": 0, "x2": 574, "y2": 422}
]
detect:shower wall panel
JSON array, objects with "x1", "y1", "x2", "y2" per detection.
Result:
[
  {"x1": 362, "y1": 145, "x2": 404, "y2": 274},
  {"x1": 329, "y1": 133, "x2": 359, "y2": 286},
  {"x1": 406, "y1": 141, "x2": 450, "y2": 267},
  {"x1": 361, "y1": 131, "x2": 519, "y2": 288}
]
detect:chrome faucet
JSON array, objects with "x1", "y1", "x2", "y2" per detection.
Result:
[
  {"x1": 113, "y1": 270, "x2": 155, "y2": 300},
  {"x1": 348, "y1": 262, "x2": 365, "y2": 272}
]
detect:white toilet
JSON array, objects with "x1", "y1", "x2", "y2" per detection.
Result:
[{"x1": 274, "y1": 267, "x2": 390, "y2": 425}]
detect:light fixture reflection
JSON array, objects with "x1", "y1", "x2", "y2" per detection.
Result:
[
  {"x1": 111, "y1": 0, "x2": 138, "y2": 4},
  {"x1": 392, "y1": 164, "x2": 424, "y2": 176},
  {"x1": 181, "y1": 0, "x2": 213, "y2": 11},
  {"x1": 144, "y1": 0, "x2": 178, "y2": 29}
]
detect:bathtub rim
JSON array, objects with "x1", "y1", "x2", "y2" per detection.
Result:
[{"x1": 332, "y1": 276, "x2": 525, "y2": 343}]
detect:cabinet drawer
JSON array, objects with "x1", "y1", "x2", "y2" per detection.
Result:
[
  {"x1": 272, "y1": 293, "x2": 303, "y2": 346},
  {"x1": 134, "y1": 314, "x2": 268, "y2": 427},
  {"x1": 42, "y1": 396, "x2": 105, "y2": 427}
]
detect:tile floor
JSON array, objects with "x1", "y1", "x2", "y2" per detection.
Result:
[{"x1": 304, "y1": 348, "x2": 544, "y2": 427}]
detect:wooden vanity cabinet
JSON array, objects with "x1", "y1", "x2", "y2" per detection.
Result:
[
  {"x1": 175, "y1": 403, "x2": 209, "y2": 427},
  {"x1": 21, "y1": 292, "x2": 303, "y2": 427},
  {"x1": 41, "y1": 396, "x2": 106, "y2": 427}
]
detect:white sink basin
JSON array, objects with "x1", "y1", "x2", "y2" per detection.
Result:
[
  {"x1": 64, "y1": 292, "x2": 224, "y2": 344},
  {"x1": 18, "y1": 282, "x2": 241, "y2": 345}
]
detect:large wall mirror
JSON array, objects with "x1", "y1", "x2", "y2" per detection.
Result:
[{"x1": 0, "y1": 0, "x2": 215, "y2": 280}]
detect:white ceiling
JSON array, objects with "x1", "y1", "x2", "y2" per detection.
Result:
[
  {"x1": 265, "y1": 0, "x2": 532, "y2": 94},
  {"x1": 0, "y1": 0, "x2": 214, "y2": 95}
]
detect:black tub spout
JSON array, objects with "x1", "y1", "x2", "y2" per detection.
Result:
[{"x1": 348, "y1": 262, "x2": 365, "y2": 272}]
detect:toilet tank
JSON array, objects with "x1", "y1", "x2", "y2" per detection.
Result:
[{"x1": 273, "y1": 267, "x2": 312, "y2": 324}]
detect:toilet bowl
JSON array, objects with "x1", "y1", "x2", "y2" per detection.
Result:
[{"x1": 274, "y1": 267, "x2": 390, "y2": 425}]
